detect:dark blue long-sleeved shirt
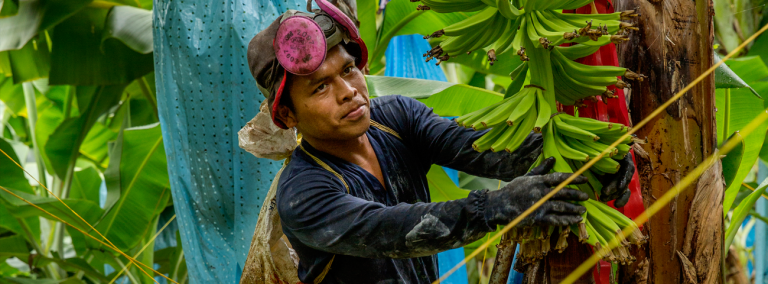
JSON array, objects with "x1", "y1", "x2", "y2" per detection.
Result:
[{"x1": 276, "y1": 95, "x2": 542, "y2": 284}]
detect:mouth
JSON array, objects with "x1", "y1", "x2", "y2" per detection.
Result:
[{"x1": 342, "y1": 103, "x2": 367, "y2": 120}]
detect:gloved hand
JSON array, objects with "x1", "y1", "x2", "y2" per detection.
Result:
[
  {"x1": 484, "y1": 157, "x2": 589, "y2": 227},
  {"x1": 597, "y1": 153, "x2": 635, "y2": 208}
]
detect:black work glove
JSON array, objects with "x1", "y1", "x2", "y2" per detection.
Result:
[
  {"x1": 597, "y1": 153, "x2": 635, "y2": 208},
  {"x1": 484, "y1": 157, "x2": 589, "y2": 227}
]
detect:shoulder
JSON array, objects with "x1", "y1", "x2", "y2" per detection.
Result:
[
  {"x1": 370, "y1": 95, "x2": 423, "y2": 113},
  {"x1": 278, "y1": 154, "x2": 346, "y2": 202},
  {"x1": 369, "y1": 95, "x2": 431, "y2": 132},
  {"x1": 278, "y1": 156, "x2": 347, "y2": 195},
  {"x1": 277, "y1": 158, "x2": 353, "y2": 226}
]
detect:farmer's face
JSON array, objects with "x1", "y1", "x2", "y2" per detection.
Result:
[{"x1": 285, "y1": 45, "x2": 370, "y2": 140}]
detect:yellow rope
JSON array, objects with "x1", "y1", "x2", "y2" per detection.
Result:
[
  {"x1": 480, "y1": 233, "x2": 491, "y2": 278},
  {"x1": 108, "y1": 214, "x2": 177, "y2": 284},
  {"x1": 0, "y1": 185, "x2": 175, "y2": 283},
  {"x1": 299, "y1": 144, "x2": 350, "y2": 193},
  {"x1": 741, "y1": 182, "x2": 768, "y2": 201},
  {"x1": 370, "y1": 120, "x2": 402, "y2": 139},
  {"x1": 433, "y1": 21, "x2": 768, "y2": 284}
]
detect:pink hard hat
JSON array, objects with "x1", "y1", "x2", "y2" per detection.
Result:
[{"x1": 247, "y1": 0, "x2": 368, "y2": 129}]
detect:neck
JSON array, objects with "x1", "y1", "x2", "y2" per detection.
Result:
[{"x1": 303, "y1": 133, "x2": 370, "y2": 162}]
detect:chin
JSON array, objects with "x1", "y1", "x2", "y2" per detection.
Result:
[
  {"x1": 346, "y1": 116, "x2": 371, "y2": 137},
  {"x1": 334, "y1": 113, "x2": 370, "y2": 139}
]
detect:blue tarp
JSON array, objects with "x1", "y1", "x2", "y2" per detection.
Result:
[
  {"x1": 754, "y1": 162, "x2": 767, "y2": 283},
  {"x1": 153, "y1": 1, "x2": 306, "y2": 282}
]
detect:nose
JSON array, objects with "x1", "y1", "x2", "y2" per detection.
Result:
[{"x1": 336, "y1": 77, "x2": 357, "y2": 103}]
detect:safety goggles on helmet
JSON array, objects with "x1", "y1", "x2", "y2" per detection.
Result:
[{"x1": 247, "y1": 0, "x2": 368, "y2": 129}]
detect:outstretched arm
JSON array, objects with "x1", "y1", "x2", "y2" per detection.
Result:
[
  {"x1": 374, "y1": 96, "x2": 634, "y2": 205},
  {"x1": 278, "y1": 160, "x2": 588, "y2": 259}
]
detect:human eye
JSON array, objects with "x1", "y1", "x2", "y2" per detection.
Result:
[
  {"x1": 314, "y1": 83, "x2": 328, "y2": 94},
  {"x1": 343, "y1": 66, "x2": 353, "y2": 75}
]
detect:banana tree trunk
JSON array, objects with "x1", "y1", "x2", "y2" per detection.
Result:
[{"x1": 615, "y1": 0, "x2": 722, "y2": 283}]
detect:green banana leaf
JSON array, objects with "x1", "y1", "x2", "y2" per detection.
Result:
[
  {"x1": 713, "y1": 0, "x2": 741, "y2": 54},
  {"x1": 0, "y1": 51, "x2": 9, "y2": 75},
  {"x1": 127, "y1": 97, "x2": 160, "y2": 127},
  {"x1": 79, "y1": 122, "x2": 117, "y2": 168},
  {"x1": 69, "y1": 167, "x2": 102, "y2": 205},
  {"x1": 725, "y1": 177, "x2": 768, "y2": 249},
  {"x1": 132, "y1": 214, "x2": 160, "y2": 284},
  {"x1": 0, "y1": 0, "x2": 43, "y2": 52},
  {"x1": 0, "y1": 138, "x2": 32, "y2": 193},
  {"x1": 365, "y1": 75, "x2": 504, "y2": 117},
  {"x1": 717, "y1": 56, "x2": 768, "y2": 215},
  {"x1": 49, "y1": 7, "x2": 154, "y2": 85},
  {"x1": 749, "y1": 25, "x2": 768, "y2": 69},
  {"x1": 0, "y1": 77, "x2": 25, "y2": 115},
  {"x1": 85, "y1": 123, "x2": 170, "y2": 252},
  {"x1": 0, "y1": 186, "x2": 104, "y2": 232},
  {"x1": 357, "y1": 0, "x2": 378, "y2": 54},
  {"x1": 0, "y1": 234, "x2": 27, "y2": 254},
  {"x1": 7, "y1": 34, "x2": 50, "y2": 84},
  {"x1": 33, "y1": 95, "x2": 65, "y2": 176},
  {"x1": 715, "y1": 54, "x2": 763, "y2": 98},
  {"x1": 722, "y1": 56, "x2": 768, "y2": 83},
  {"x1": 721, "y1": 132, "x2": 745, "y2": 193},
  {"x1": 0, "y1": 0, "x2": 93, "y2": 52},
  {"x1": 102, "y1": 5, "x2": 153, "y2": 54},
  {"x1": 0, "y1": 0, "x2": 19, "y2": 18},
  {"x1": 0, "y1": 250, "x2": 109, "y2": 283},
  {"x1": 0, "y1": 203, "x2": 41, "y2": 245},
  {"x1": 426, "y1": 165, "x2": 470, "y2": 203},
  {"x1": 370, "y1": 0, "x2": 469, "y2": 74},
  {"x1": 0, "y1": 137, "x2": 40, "y2": 244},
  {"x1": 45, "y1": 84, "x2": 125, "y2": 178}
]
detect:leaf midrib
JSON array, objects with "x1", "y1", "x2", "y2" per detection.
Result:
[{"x1": 98, "y1": 136, "x2": 163, "y2": 243}]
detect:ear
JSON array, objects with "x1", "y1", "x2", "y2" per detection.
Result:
[{"x1": 275, "y1": 104, "x2": 298, "y2": 128}]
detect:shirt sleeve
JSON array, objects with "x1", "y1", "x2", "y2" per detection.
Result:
[
  {"x1": 375, "y1": 96, "x2": 543, "y2": 181},
  {"x1": 277, "y1": 169, "x2": 494, "y2": 259}
]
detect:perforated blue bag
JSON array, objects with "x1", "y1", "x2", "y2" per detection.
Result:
[{"x1": 153, "y1": 1, "x2": 306, "y2": 282}]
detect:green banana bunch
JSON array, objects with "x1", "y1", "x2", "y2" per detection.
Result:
[
  {"x1": 417, "y1": 0, "x2": 641, "y2": 64},
  {"x1": 418, "y1": 0, "x2": 650, "y2": 262},
  {"x1": 457, "y1": 86, "x2": 544, "y2": 152},
  {"x1": 581, "y1": 199, "x2": 645, "y2": 264},
  {"x1": 424, "y1": 7, "x2": 513, "y2": 63},
  {"x1": 417, "y1": 0, "x2": 487, "y2": 13}
]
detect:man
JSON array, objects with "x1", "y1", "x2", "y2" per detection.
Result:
[{"x1": 247, "y1": 3, "x2": 633, "y2": 283}]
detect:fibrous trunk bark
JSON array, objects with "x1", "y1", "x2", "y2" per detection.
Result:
[{"x1": 616, "y1": 0, "x2": 721, "y2": 283}]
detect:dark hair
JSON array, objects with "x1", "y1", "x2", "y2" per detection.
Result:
[{"x1": 279, "y1": 72, "x2": 295, "y2": 112}]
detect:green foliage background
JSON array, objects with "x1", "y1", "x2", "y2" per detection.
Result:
[{"x1": 0, "y1": 0, "x2": 765, "y2": 282}]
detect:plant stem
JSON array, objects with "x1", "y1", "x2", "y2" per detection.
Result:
[
  {"x1": 18, "y1": 217, "x2": 59, "y2": 279},
  {"x1": 23, "y1": 82, "x2": 47, "y2": 189},
  {"x1": 723, "y1": 88, "x2": 731, "y2": 145},
  {"x1": 52, "y1": 165, "x2": 75, "y2": 262},
  {"x1": 137, "y1": 77, "x2": 159, "y2": 121},
  {"x1": 0, "y1": 105, "x2": 7, "y2": 137},
  {"x1": 63, "y1": 88, "x2": 74, "y2": 119}
]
